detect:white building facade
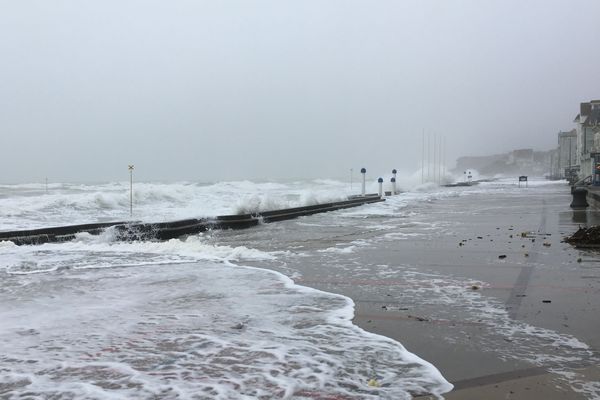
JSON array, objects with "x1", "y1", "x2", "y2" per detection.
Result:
[
  {"x1": 557, "y1": 129, "x2": 577, "y2": 179},
  {"x1": 574, "y1": 100, "x2": 600, "y2": 180}
]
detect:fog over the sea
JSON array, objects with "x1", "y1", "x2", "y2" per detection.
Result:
[{"x1": 1, "y1": 0, "x2": 599, "y2": 183}]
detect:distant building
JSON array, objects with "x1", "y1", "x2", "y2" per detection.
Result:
[
  {"x1": 557, "y1": 129, "x2": 577, "y2": 179},
  {"x1": 574, "y1": 100, "x2": 600, "y2": 179},
  {"x1": 548, "y1": 148, "x2": 560, "y2": 179}
]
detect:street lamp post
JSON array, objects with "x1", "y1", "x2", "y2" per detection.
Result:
[
  {"x1": 128, "y1": 165, "x2": 134, "y2": 217},
  {"x1": 360, "y1": 168, "x2": 366, "y2": 196}
]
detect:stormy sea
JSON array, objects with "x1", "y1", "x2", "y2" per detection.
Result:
[{"x1": 1, "y1": 178, "x2": 596, "y2": 399}]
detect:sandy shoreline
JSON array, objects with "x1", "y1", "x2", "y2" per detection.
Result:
[
  {"x1": 330, "y1": 186, "x2": 600, "y2": 398},
  {"x1": 214, "y1": 181, "x2": 600, "y2": 398}
]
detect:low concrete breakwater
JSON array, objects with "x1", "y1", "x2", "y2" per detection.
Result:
[{"x1": 0, "y1": 194, "x2": 384, "y2": 246}]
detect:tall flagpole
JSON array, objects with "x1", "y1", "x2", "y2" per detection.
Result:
[
  {"x1": 442, "y1": 136, "x2": 446, "y2": 182},
  {"x1": 428, "y1": 132, "x2": 431, "y2": 182},
  {"x1": 421, "y1": 129, "x2": 425, "y2": 184},
  {"x1": 438, "y1": 135, "x2": 442, "y2": 184},
  {"x1": 433, "y1": 133, "x2": 437, "y2": 184}
]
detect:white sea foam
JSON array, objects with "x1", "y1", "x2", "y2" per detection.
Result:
[
  {"x1": 383, "y1": 232, "x2": 424, "y2": 240},
  {"x1": 318, "y1": 245, "x2": 357, "y2": 254},
  {"x1": 0, "y1": 180, "x2": 353, "y2": 230},
  {"x1": 0, "y1": 234, "x2": 282, "y2": 275},
  {"x1": 233, "y1": 191, "x2": 346, "y2": 215},
  {"x1": 0, "y1": 244, "x2": 452, "y2": 399}
]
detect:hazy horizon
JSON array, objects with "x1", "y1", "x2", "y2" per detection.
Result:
[{"x1": 1, "y1": 0, "x2": 599, "y2": 183}]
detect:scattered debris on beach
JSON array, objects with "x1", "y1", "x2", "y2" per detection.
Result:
[
  {"x1": 368, "y1": 378, "x2": 381, "y2": 387},
  {"x1": 408, "y1": 315, "x2": 430, "y2": 322},
  {"x1": 565, "y1": 226, "x2": 600, "y2": 248},
  {"x1": 381, "y1": 305, "x2": 409, "y2": 311}
]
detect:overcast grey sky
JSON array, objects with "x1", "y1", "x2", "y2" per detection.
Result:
[{"x1": 1, "y1": 0, "x2": 599, "y2": 183}]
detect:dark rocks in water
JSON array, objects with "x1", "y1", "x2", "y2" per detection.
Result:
[
  {"x1": 565, "y1": 226, "x2": 600, "y2": 248},
  {"x1": 498, "y1": 254, "x2": 507, "y2": 259}
]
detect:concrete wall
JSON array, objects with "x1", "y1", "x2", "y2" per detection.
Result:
[{"x1": 587, "y1": 187, "x2": 600, "y2": 210}]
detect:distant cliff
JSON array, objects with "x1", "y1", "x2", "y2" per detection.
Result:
[{"x1": 453, "y1": 149, "x2": 553, "y2": 177}]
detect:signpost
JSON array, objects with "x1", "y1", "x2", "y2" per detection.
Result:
[
  {"x1": 519, "y1": 175, "x2": 528, "y2": 188},
  {"x1": 464, "y1": 170, "x2": 472, "y2": 183}
]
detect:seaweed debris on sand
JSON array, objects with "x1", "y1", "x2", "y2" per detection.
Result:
[{"x1": 565, "y1": 226, "x2": 600, "y2": 248}]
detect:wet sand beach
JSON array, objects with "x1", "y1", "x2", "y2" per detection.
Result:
[
  {"x1": 350, "y1": 188, "x2": 600, "y2": 399},
  {"x1": 215, "y1": 181, "x2": 600, "y2": 399}
]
